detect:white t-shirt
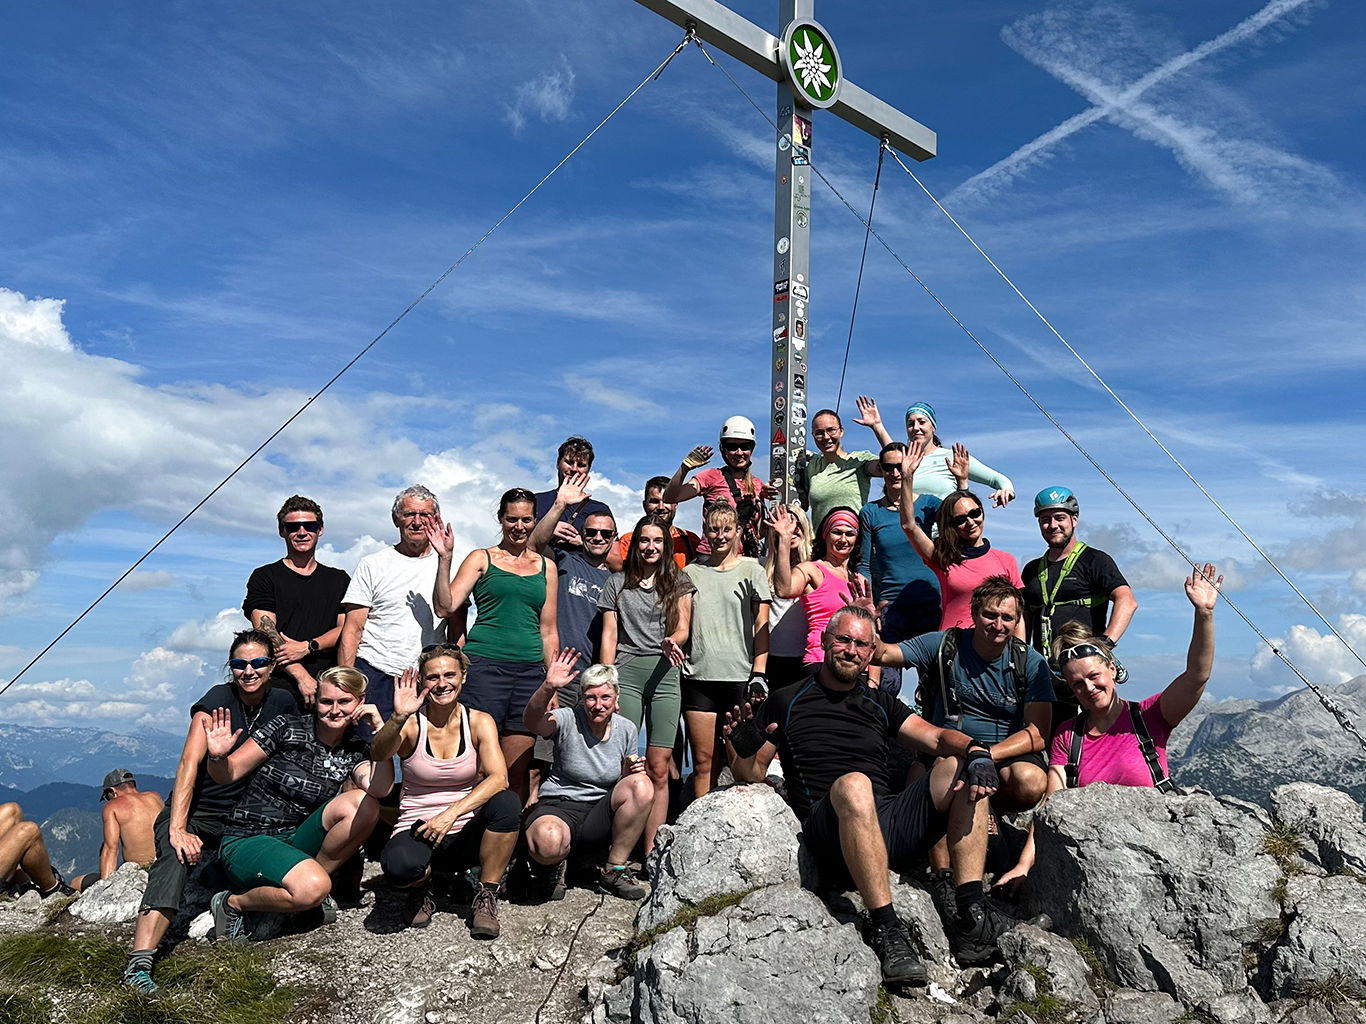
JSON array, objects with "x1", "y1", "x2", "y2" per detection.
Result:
[{"x1": 342, "y1": 546, "x2": 446, "y2": 676}]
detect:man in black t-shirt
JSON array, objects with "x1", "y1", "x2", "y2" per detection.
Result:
[
  {"x1": 724, "y1": 604, "x2": 1000, "y2": 985},
  {"x1": 244, "y1": 496, "x2": 351, "y2": 709},
  {"x1": 124, "y1": 651, "x2": 295, "y2": 994},
  {"x1": 1023, "y1": 488, "x2": 1137, "y2": 681},
  {"x1": 533, "y1": 436, "x2": 613, "y2": 552}
]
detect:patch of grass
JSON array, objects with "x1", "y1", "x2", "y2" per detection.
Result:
[
  {"x1": 1174, "y1": 1010, "x2": 1220, "y2": 1024},
  {"x1": 0, "y1": 935, "x2": 297, "y2": 1024},
  {"x1": 1263, "y1": 819, "x2": 1305, "y2": 864},
  {"x1": 1068, "y1": 936, "x2": 1114, "y2": 997},
  {"x1": 1297, "y1": 973, "x2": 1353, "y2": 1009},
  {"x1": 1001, "y1": 993, "x2": 1074, "y2": 1024},
  {"x1": 622, "y1": 889, "x2": 757, "y2": 972},
  {"x1": 1271, "y1": 876, "x2": 1289, "y2": 907},
  {"x1": 42, "y1": 893, "x2": 79, "y2": 924},
  {"x1": 870, "y1": 984, "x2": 892, "y2": 1024},
  {"x1": 0, "y1": 990, "x2": 55, "y2": 1024}
]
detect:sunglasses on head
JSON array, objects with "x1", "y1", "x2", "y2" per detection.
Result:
[
  {"x1": 284, "y1": 520, "x2": 321, "y2": 534},
  {"x1": 952, "y1": 506, "x2": 984, "y2": 527},
  {"x1": 1058, "y1": 643, "x2": 1109, "y2": 666},
  {"x1": 583, "y1": 528, "x2": 615, "y2": 539},
  {"x1": 229, "y1": 657, "x2": 272, "y2": 670}
]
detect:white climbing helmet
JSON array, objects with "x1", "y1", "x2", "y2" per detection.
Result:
[{"x1": 719, "y1": 416, "x2": 757, "y2": 444}]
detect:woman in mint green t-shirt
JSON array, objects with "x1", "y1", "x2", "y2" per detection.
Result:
[{"x1": 801, "y1": 396, "x2": 894, "y2": 527}]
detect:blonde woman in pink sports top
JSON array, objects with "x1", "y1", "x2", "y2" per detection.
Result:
[
  {"x1": 369, "y1": 645, "x2": 522, "y2": 937},
  {"x1": 768, "y1": 505, "x2": 869, "y2": 665}
]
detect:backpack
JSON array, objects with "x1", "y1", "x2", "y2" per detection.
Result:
[
  {"x1": 1064, "y1": 701, "x2": 1175, "y2": 793},
  {"x1": 922, "y1": 627, "x2": 1031, "y2": 728}
]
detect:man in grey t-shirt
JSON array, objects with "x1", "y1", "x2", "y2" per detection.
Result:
[{"x1": 521, "y1": 660, "x2": 653, "y2": 901}]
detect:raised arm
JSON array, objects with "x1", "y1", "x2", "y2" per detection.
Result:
[
  {"x1": 530, "y1": 472, "x2": 592, "y2": 554},
  {"x1": 662, "y1": 446, "x2": 711, "y2": 503},
  {"x1": 203, "y1": 709, "x2": 269, "y2": 785},
  {"x1": 437, "y1": 546, "x2": 487, "y2": 622},
  {"x1": 765, "y1": 505, "x2": 817, "y2": 598},
  {"x1": 853, "y1": 396, "x2": 894, "y2": 449},
  {"x1": 721, "y1": 702, "x2": 778, "y2": 782},
  {"x1": 898, "y1": 442, "x2": 936, "y2": 561},
  {"x1": 522, "y1": 648, "x2": 581, "y2": 737},
  {"x1": 1159, "y1": 563, "x2": 1221, "y2": 727},
  {"x1": 368, "y1": 667, "x2": 427, "y2": 762},
  {"x1": 965, "y1": 453, "x2": 1015, "y2": 508},
  {"x1": 849, "y1": 576, "x2": 904, "y2": 668}
]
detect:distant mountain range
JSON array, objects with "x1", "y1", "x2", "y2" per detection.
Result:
[
  {"x1": 0, "y1": 723, "x2": 183, "y2": 791},
  {"x1": 7, "y1": 776, "x2": 176, "y2": 877},
  {"x1": 1168, "y1": 675, "x2": 1366, "y2": 806}
]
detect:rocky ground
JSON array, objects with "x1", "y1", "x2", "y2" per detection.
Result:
[{"x1": 4, "y1": 779, "x2": 1366, "y2": 1023}]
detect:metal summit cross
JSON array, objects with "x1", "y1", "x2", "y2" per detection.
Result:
[{"x1": 634, "y1": 0, "x2": 937, "y2": 503}]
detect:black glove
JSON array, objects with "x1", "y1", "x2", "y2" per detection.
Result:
[
  {"x1": 747, "y1": 672, "x2": 769, "y2": 701},
  {"x1": 964, "y1": 747, "x2": 999, "y2": 791},
  {"x1": 727, "y1": 717, "x2": 768, "y2": 759}
]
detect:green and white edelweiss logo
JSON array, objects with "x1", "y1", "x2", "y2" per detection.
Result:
[{"x1": 782, "y1": 20, "x2": 841, "y2": 109}]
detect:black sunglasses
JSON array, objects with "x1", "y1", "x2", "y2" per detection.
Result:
[
  {"x1": 879, "y1": 463, "x2": 904, "y2": 473},
  {"x1": 283, "y1": 520, "x2": 321, "y2": 533},
  {"x1": 722, "y1": 442, "x2": 754, "y2": 452},
  {"x1": 952, "y1": 506, "x2": 984, "y2": 527},
  {"x1": 229, "y1": 657, "x2": 273, "y2": 670},
  {"x1": 583, "y1": 528, "x2": 616, "y2": 539}
]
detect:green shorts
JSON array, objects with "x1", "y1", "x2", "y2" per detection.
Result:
[
  {"x1": 615, "y1": 654, "x2": 681, "y2": 749},
  {"x1": 219, "y1": 801, "x2": 332, "y2": 891}
]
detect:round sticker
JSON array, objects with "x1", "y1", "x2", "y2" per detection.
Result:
[
  {"x1": 777, "y1": 237, "x2": 790, "y2": 255},
  {"x1": 779, "y1": 134, "x2": 791, "y2": 151}
]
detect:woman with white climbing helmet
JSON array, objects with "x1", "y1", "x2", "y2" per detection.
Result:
[
  {"x1": 903, "y1": 402, "x2": 1015, "y2": 506},
  {"x1": 992, "y1": 563, "x2": 1222, "y2": 893},
  {"x1": 662, "y1": 416, "x2": 777, "y2": 557}
]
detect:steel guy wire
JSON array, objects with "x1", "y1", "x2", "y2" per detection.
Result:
[
  {"x1": 695, "y1": 44, "x2": 1366, "y2": 749},
  {"x1": 834, "y1": 142, "x2": 884, "y2": 416},
  {"x1": 886, "y1": 146, "x2": 1366, "y2": 674},
  {"x1": 0, "y1": 31, "x2": 696, "y2": 697}
]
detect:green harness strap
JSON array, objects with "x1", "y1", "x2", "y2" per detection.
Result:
[{"x1": 1037, "y1": 542, "x2": 1108, "y2": 655}]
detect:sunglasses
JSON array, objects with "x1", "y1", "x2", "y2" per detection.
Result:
[
  {"x1": 879, "y1": 463, "x2": 904, "y2": 473},
  {"x1": 722, "y1": 442, "x2": 754, "y2": 452},
  {"x1": 583, "y1": 528, "x2": 616, "y2": 539},
  {"x1": 1058, "y1": 643, "x2": 1109, "y2": 666},
  {"x1": 952, "y1": 506, "x2": 984, "y2": 527},
  {"x1": 283, "y1": 520, "x2": 321, "y2": 534},
  {"x1": 229, "y1": 657, "x2": 273, "y2": 670}
]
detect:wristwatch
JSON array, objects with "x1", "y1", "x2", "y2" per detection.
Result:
[{"x1": 307, "y1": 639, "x2": 320, "y2": 654}]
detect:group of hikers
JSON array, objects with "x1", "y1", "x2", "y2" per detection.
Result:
[{"x1": 0, "y1": 397, "x2": 1224, "y2": 994}]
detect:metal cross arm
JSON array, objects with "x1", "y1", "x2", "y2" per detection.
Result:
[{"x1": 632, "y1": 0, "x2": 937, "y2": 160}]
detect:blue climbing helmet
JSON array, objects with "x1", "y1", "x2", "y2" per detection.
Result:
[{"x1": 1034, "y1": 486, "x2": 1079, "y2": 518}]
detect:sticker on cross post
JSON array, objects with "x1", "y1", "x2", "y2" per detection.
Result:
[
  {"x1": 796, "y1": 210, "x2": 808, "y2": 228},
  {"x1": 794, "y1": 320, "x2": 806, "y2": 341},
  {"x1": 774, "y1": 326, "x2": 788, "y2": 341},
  {"x1": 775, "y1": 397, "x2": 786, "y2": 411},
  {"x1": 775, "y1": 357, "x2": 785, "y2": 371},
  {"x1": 778, "y1": 134, "x2": 791, "y2": 152},
  {"x1": 772, "y1": 428, "x2": 786, "y2": 445}
]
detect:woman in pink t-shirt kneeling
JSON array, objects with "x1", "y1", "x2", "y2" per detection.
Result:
[{"x1": 995, "y1": 562, "x2": 1223, "y2": 892}]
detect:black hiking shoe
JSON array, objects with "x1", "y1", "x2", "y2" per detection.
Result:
[
  {"x1": 867, "y1": 917, "x2": 928, "y2": 987},
  {"x1": 951, "y1": 899, "x2": 1017, "y2": 965},
  {"x1": 926, "y1": 868, "x2": 955, "y2": 927}
]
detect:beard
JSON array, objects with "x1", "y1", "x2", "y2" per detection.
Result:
[
  {"x1": 1047, "y1": 525, "x2": 1075, "y2": 551},
  {"x1": 826, "y1": 654, "x2": 866, "y2": 686}
]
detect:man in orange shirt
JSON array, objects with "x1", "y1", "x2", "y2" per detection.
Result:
[{"x1": 611, "y1": 476, "x2": 700, "y2": 571}]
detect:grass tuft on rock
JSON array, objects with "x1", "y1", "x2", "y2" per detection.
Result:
[
  {"x1": 42, "y1": 894, "x2": 80, "y2": 925},
  {"x1": 1263, "y1": 819, "x2": 1305, "y2": 864},
  {"x1": 0, "y1": 934, "x2": 296, "y2": 1024},
  {"x1": 1297, "y1": 972, "x2": 1353, "y2": 1009},
  {"x1": 1068, "y1": 936, "x2": 1114, "y2": 998},
  {"x1": 869, "y1": 984, "x2": 892, "y2": 1024},
  {"x1": 622, "y1": 889, "x2": 758, "y2": 972},
  {"x1": 1001, "y1": 993, "x2": 1074, "y2": 1024}
]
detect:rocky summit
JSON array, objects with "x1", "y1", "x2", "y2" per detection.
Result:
[{"x1": 3, "y1": 780, "x2": 1366, "y2": 1023}]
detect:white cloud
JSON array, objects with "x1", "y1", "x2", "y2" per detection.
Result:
[
  {"x1": 563, "y1": 373, "x2": 663, "y2": 414},
  {"x1": 504, "y1": 55, "x2": 576, "y2": 134},
  {"x1": 0, "y1": 646, "x2": 204, "y2": 730},
  {"x1": 1250, "y1": 614, "x2": 1366, "y2": 692},
  {"x1": 315, "y1": 535, "x2": 390, "y2": 576},
  {"x1": 165, "y1": 608, "x2": 247, "y2": 653},
  {"x1": 119, "y1": 569, "x2": 175, "y2": 592}
]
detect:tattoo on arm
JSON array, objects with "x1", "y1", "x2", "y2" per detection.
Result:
[{"x1": 258, "y1": 613, "x2": 283, "y2": 647}]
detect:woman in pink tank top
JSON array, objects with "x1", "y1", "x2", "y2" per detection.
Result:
[
  {"x1": 369, "y1": 645, "x2": 523, "y2": 937},
  {"x1": 768, "y1": 506, "x2": 869, "y2": 664}
]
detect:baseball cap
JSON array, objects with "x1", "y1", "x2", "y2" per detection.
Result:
[{"x1": 101, "y1": 768, "x2": 136, "y2": 800}]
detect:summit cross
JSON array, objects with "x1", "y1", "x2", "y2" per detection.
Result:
[{"x1": 633, "y1": 0, "x2": 937, "y2": 504}]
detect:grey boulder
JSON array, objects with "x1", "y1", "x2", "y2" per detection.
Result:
[
  {"x1": 1271, "y1": 873, "x2": 1366, "y2": 999},
  {"x1": 69, "y1": 862, "x2": 148, "y2": 924},
  {"x1": 601, "y1": 884, "x2": 881, "y2": 1024},
  {"x1": 1028, "y1": 784, "x2": 1281, "y2": 1004},
  {"x1": 638, "y1": 784, "x2": 802, "y2": 933},
  {"x1": 998, "y1": 923, "x2": 1100, "y2": 1013},
  {"x1": 1271, "y1": 782, "x2": 1366, "y2": 875}
]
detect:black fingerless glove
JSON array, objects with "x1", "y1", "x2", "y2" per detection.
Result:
[
  {"x1": 965, "y1": 747, "x2": 999, "y2": 790},
  {"x1": 727, "y1": 718, "x2": 768, "y2": 759}
]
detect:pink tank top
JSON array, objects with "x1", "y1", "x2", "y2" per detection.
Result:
[
  {"x1": 394, "y1": 707, "x2": 480, "y2": 832},
  {"x1": 801, "y1": 564, "x2": 864, "y2": 663}
]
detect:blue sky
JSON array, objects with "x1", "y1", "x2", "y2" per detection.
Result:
[{"x1": 2, "y1": 0, "x2": 1364, "y2": 733}]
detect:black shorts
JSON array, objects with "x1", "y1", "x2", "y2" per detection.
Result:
[
  {"x1": 998, "y1": 751, "x2": 1047, "y2": 772},
  {"x1": 524, "y1": 793, "x2": 614, "y2": 854},
  {"x1": 380, "y1": 790, "x2": 522, "y2": 887},
  {"x1": 681, "y1": 678, "x2": 746, "y2": 715},
  {"x1": 461, "y1": 654, "x2": 545, "y2": 735},
  {"x1": 801, "y1": 773, "x2": 947, "y2": 890}
]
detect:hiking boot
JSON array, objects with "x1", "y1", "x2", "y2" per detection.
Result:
[
  {"x1": 469, "y1": 886, "x2": 500, "y2": 940},
  {"x1": 597, "y1": 864, "x2": 647, "y2": 901},
  {"x1": 122, "y1": 967, "x2": 160, "y2": 996},
  {"x1": 926, "y1": 868, "x2": 955, "y2": 927},
  {"x1": 406, "y1": 884, "x2": 436, "y2": 929},
  {"x1": 39, "y1": 869, "x2": 76, "y2": 899},
  {"x1": 318, "y1": 895, "x2": 338, "y2": 926},
  {"x1": 210, "y1": 891, "x2": 247, "y2": 945},
  {"x1": 867, "y1": 917, "x2": 928, "y2": 987},
  {"x1": 951, "y1": 899, "x2": 1017, "y2": 965},
  {"x1": 529, "y1": 860, "x2": 566, "y2": 903}
]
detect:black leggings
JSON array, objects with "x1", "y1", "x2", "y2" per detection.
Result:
[{"x1": 380, "y1": 790, "x2": 521, "y2": 888}]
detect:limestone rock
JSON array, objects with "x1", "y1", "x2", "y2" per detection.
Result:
[
  {"x1": 1271, "y1": 873, "x2": 1366, "y2": 998},
  {"x1": 604, "y1": 884, "x2": 880, "y2": 1024},
  {"x1": 998, "y1": 924, "x2": 1101, "y2": 1013},
  {"x1": 1028, "y1": 784, "x2": 1282, "y2": 1004},
  {"x1": 637, "y1": 785, "x2": 802, "y2": 933},
  {"x1": 69, "y1": 862, "x2": 148, "y2": 923},
  {"x1": 1271, "y1": 783, "x2": 1366, "y2": 875},
  {"x1": 1101, "y1": 989, "x2": 1183, "y2": 1024},
  {"x1": 187, "y1": 910, "x2": 213, "y2": 941},
  {"x1": 1200, "y1": 985, "x2": 1274, "y2": 1024}
]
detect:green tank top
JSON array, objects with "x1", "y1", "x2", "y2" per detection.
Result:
[{"x1": 464, "y1": 551, "x2": 548, "y2": 662}]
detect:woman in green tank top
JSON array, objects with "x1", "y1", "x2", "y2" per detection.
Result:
[{"x1": 431, "y1": 488, "x2": 559, "y2": 803}]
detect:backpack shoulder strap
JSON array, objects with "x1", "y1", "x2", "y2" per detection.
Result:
[
  {"x1": 1127, "y1": 700, "x2": 1175, "y2": 793},
  {"x1": 1007, "y1": 637, "x2": 1030, "y2": 708},
  {"x1": 937, "y1": 628, "x2": 962, "y2": 722},
  {"x1": 1064, "y1": 712, "x2": 1086, "y2": 788}
]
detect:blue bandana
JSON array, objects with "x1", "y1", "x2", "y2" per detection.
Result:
[{"x1": 904, "y1": 402, "x2": 937, "y2": 428}]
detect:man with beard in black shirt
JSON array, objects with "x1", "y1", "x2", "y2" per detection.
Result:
[
  {"x1": 723, "y1": 603, "x2": 999, "y2": 986},
  {"x1": 245, "y1": 496, "x2": 351, "y2": 710}
]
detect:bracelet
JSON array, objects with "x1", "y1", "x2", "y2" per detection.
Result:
[{"x1": 207, "y1": 753, "x2": 228, "y2": 764}]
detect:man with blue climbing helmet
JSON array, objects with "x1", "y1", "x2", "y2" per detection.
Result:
[{"x1": 1022, "y1": 486, "x2": 1137, "y2": 700}]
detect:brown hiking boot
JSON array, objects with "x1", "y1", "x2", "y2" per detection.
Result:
[
  {"x1": 470, "y1": 885, "x2": 500, "y2": 940},
  {"x1": 406, "y1": 884, "x2": 435, "y2": 929}
]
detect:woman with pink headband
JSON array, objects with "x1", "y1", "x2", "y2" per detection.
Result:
[{"x1": 768, "y1": 506, "x2": 869, "y2": 665}]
